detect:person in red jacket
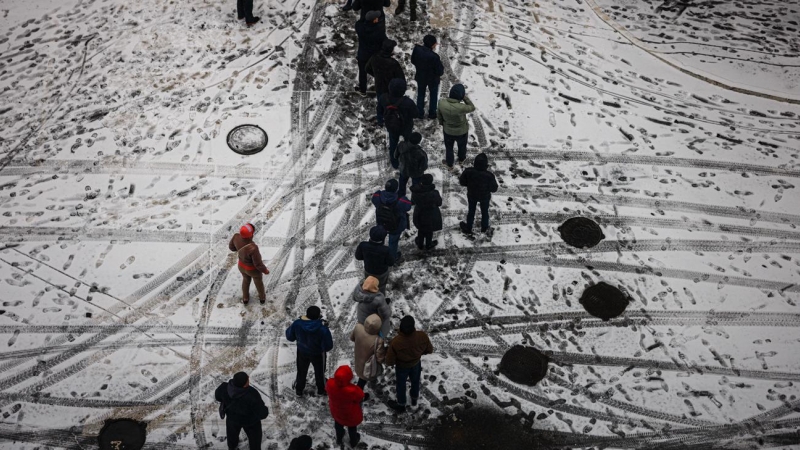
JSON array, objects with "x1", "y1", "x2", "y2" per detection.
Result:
[
  {"x1": 229, "y1": 223, "x2": 270, "y2": 305},
  {"x1": 326, "y1": 365, "x2": 365, "y2": 448}
]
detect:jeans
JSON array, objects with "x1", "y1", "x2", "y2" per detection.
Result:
[
  {"x1": 444, "y1": 131, "x2": 468, "y2": 166},
  {"x1": 397, "y1": 174, "x2": 421, "y2": 198},
  {"x1": 388, "y1": 232, "x2": 401, "y2": 260},
  {"x1": 237, "y1": 0, "x2": 255, "y2": 21},
  {"x1": 334, "y1": 421, "x2": 359, "y2": 445},
  {"x1": 238, "y1": 266, "x2": 265, "y2": 301},
  {"x1": 415, "y1": 231, "x2": 433, "y2": 248},
  {"x1": 395, "y1": 362, "x2": 422, "y2": 406},
  {"x1": 416, "y1": 80, "x2": 439, "y2": 118},
  {"x1": 296, "y1": 351, "x2": 326, "y2": 395},
  {"x1": 363, "y1": 269, "x2": 389, "y2": 294},
  {"x1": 388, "y1": 131, "x2": 400, "y2": 169},
  {"x1": 466, "y1": 196, "x2": 491, "y2": 231},
  {"x1": 226, "y1": 421, "x2": 261, "y2": 450},
  {"x1": 357, "y1": 57, "x2": 369, "y2": 94}
]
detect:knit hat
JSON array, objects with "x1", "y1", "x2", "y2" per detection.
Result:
[
  {"x1": 288, "y1": 435, "x2": 313, "y2": 450},
  {"x1": 365, "y1": 10, "x2": 381, "y2": 21},
  {"x1": 385, "y1": 179, "x2": 399, "y2": 193},
  {"x1": 232, "y1": 371, "x2": 249, "y2": 388},
  {"x1": 239, "y1": 223, "x2": 255, "y2": 239},
  {"x1": 306, "y1": 305, "x2": 321, "y2": 320},
  {"x1": 423, "y1": 34, "x2": 437, "y2": 48},
  {"x1": 449, "y1": 84, "x2": 466, "y2": 101},
  {"x1": 421, "y1": 174, "x2": 434, "y2": 186},
  {"x1": 381, "y1": 38, "x2": 397, "y2": 53},
  {"x1": 362, "y1": 276, "x2": 380, "y2": 293},
  {"x1": 400, "y1": 316, "x2": 416, "y2": 334},
  {"x1": 409, "y1": 132, "x2": 422, "y2": 145},
  {"x1": 369, "y1": 225, "x2": 388, "y2": 242}
]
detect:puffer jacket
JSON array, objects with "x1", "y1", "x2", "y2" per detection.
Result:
[
  {"x1": 327, "y1": 365, "x2": 365, "y2": 427},
  {"x1": 350, "y1": 314, "x2": 387, "y2": 381},
  {"x1": 458, "y1": 153, "x2": 498, "y2": 200},
  {"x1": 410, "y1": 182, "x2": 443, "y2": 232},
  {"x1": 351, "y1": 284, "x2": 392, "y2": 337}
]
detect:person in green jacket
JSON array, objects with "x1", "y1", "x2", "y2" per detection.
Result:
[{"x1": 436, "y1": 84, "x2": 475, "y2": 168}]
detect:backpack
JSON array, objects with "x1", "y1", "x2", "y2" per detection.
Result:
[
  {"x1": 376, "y1": 201, "x2": 399, "y2": 233},
  {"x1": 363, "y1": 337, "x2": 383, "y2": 379},
  {"x1": 384, "y1": 99, "x2": 404, "y2": 135},
  {"x1": 406, "y1": 146, "x2": 428, "y2": 178}
]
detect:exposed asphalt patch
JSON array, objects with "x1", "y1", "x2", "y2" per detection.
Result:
[
  {"x1": 557, "y1": 217, "x2": 605, "y2": 249},
  {"x1": 579, "y1": 282, "x2": 630, "y2": 321},
  {"x1": 498, "y1": 345, "x2": 549, "y2": 386}
]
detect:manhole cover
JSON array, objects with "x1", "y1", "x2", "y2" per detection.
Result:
[
  {"x1": 580, "y1": 282, "x2": 629, "y2": 321},
  {"x1": 98, "y1": 419, "x2": 147, "y2": 450},
  {"x1": 497, "y1": 345, "x2": 549, "y2": 386},
  {"x1": 558, "y1": 217, "x2": 605, "y2": 248},
  {"x1": 227, "y1": 124, "x2": 268, "y2": 155}
]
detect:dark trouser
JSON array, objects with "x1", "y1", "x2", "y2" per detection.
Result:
[
  {"x1": 398, "y1": 174, "x2": 421, "y2": 198},
  {"x1": 364, "y1": 269, "x2": 389, "y2": 294},
  {"x1": 376, "y1": 92, "x2": 385, "y2": 124},
  {"x1": 226, "y1": 421, "x2": 261, "y2": 450},
  {"x1": 357, "y1": 57, "x2": 369, "y2": 94},
  {"x1": 466, "y1": 196, "x2": 491, "y2": 231},
  {"x1": 416, "y1": 230, "x2": 433, "y2": 248},
  {"x1": 388, "y1": 131, "x2": 400, "y2": 169},
  {"x1": 388, "y1": 233, "x2": 401, "y2": 260},
  {"x1": 444, "y1": 131, "x2": 468, "y2": 166},
  {"x1": 416, "y1": 80, "x2": 439, "y2": 118},
  {"x1": 237, "y1": 0, "x2": 255, "y2": 21},
  {"x1": 334, "y1": 421, "x2": 359, "y2": 445},
  {"x1": 296, "y1": 351, "x2": 326, "y2": 395},
  {"x1": 239, "y1": 266, "x2": 265, "y2": 301},
  {"x1": 396, "y1": 0, "x2": 418, "y2": 18},
  {"x1": 395, "y1": 362, "x2": 422, "y2": 406},
  {"x1": 357, "y1": 378, "x2": 367, "y2": 389}
]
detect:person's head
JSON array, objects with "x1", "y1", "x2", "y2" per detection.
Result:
[
  {"x1": 381, "y1": 38, "x2": 397, "y2": 54},
  {"x1": 369, "y1": 225, "x2": 388, "y2": 243},
  {"x1": 449, "y1": 84, "x2": 465, "y2": 101},
  {"x1": 384, "y1": 178, "x2": 399, "y2": 193},
  {"x1": 423, "y1": 34, "x2": 437, "y2": 49},
  {"x1": 409, "y1": 132, "x2": 422, "y2": 145},
  {"x1": 399, "y1": 315, "x2": 416, "y2": 335},
  {"x1": 288, "y1": 435, "x2": 313, "y2": 450},
  {"x1": 306, "y1": 305, "x2": 321, "y2": 321},
  {"x1": 362, "y1": 276, "x2": 380, "y2": 293},
  {"x1": 388, "y1": 77, "x2": 407, "y2": 98},
  {"x1": 232, "y1": 371, "x2": 249, "y2": 388},
  {"x1": 474, "y1": 153, "x2": 489, "y2": 171},
  {"x1": 239, "y1": 223, "x2": 256, "y2": 239},
  {"x1": 365, "y1": 10, "x2": 381, "y2": 23},
  {"x1": 421, "y1": 173, "x2": 434, "y2": 186}
]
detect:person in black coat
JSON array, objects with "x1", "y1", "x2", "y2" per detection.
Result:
[
  {"x1": 410, "y1": 35, "x2": 444, "y2": 119},
  {"x1": 215, "y1": 372, "x2": 269, "y2": 450},
  {"x1": 355, "y1": 11, "x2": 387, "y2": 96},
  {"x1": 410, "y1": 174, "x2": 443, "y2": 249},
  {"x1": 458, "y1": 153, "x2": 498, "y2": 234},
  {"x1": 394, "y1": 132, "x2": 428, "y2": 198},
  {"x1": 377, "y1": 78, "x2": 417, "y2": 168},
  {"x1": 355, "y1": 225, "x2": 395, "y2": 293},
  {"x1": 366, "y1": 39, "x2": 405, "y2": 125},
  {"x1": 349, "y1": 0, "x2": 390, "y2": 19}
]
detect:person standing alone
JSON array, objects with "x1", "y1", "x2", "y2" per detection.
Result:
[
  {"x1": 286, "y1": 306, "x2": 334, "y2": 397},
  {"x1": 436, "y1": 84, "x2": 476, "y2": 168},
  {"x1": 214, "y1": 371, "x2": 269, "y2": 450},
  {"x1": 411, "y1": 35, "x2": 444, "y2": 119},
  {"x1": 458, "y1": 153, "x2": 498, "y2": 234},
  {"x1": 229, "y1": 223, "x2": 270, "y2": 305}
]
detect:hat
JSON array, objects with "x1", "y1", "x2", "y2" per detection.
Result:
[
  {"x1": 365, "y1": 10, "x2": 381, "y2": 21},
  {"x1": 409, "y1": 132, "x2": 422, "y2": 145},
  {"x1": 232, "y1": 371, "x2": 249, "y2": 388},
  {"x1": 399, "y1": 315, "x2": 416, "y2": 334},
  {"x1": 369, "y1": 225, "x2": 387, "y2": 242},
  {"x1": 381, "y1": 38, "x2": 397, "y2": 53},
  {"x1": 421, "y1": 174, "x2": 434, "y2": 186},
  {"x1": 239, "y1": 223, "x2": 255, "y2": 239},
  {"x1": 306, "y1": 305, "x2": 321, "y2": 320},
  {"x1": 362, "y1": 276, "x2": 380, "y2": 293},
  {"x1": 288, "y1": 435, "x2": 313, "y2": 450},
  {"x1": 385, "y1": 179, "x2": 399, "y2": 193},
  {"x1": 449, "y1": 84, "x2": 465, "y2": 101},
  {"x1": 423, "y1": 34, "x2": 437, "y2": 48}
]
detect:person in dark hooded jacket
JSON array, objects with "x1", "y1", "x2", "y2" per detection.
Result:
[
  {"x1": 372, "y1": 179, "x2": 412, "y2": 261},
  {"x1": 437, "y1": 83, "x2": 476, "y2": 167},
  {"x1": 410, "y1": 35, "x2": 444, "y2": 119},
  {"x1": 215, "y1": 371, "x2": 269, "y2": 450},
  {"x1": 377, "y1": 78, "x2": 417, "y2": 167},
  {"x1": 349, "y1": 0, "x2": 390, "y2": 20},
  {"x1": 410, "y1": 174, "x2": 442, "y2": 250},
  {"x1": 355, "y1": 225, "x2": 395, "y2": 293},
  {"x1": 458, "y1": 153, "x2": 498, "y2": 234},
  {"x1": 394, "y1": 132, "x2": 428, "y2": 198},
  {"x1": 354, "y1": 11, "x2": 386, "y2": 96},
  {"x1": 286, "y1": 306, "x2": 334, "y2": 397},
  {"x1": 366, "y1": 40, "x2": 405, "y2": 125}
]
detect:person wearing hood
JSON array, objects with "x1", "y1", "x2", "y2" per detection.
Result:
[
  {"x1": 410, "y1": 35, "x2": 444, "y2": 119},
  {"x1": 286, "y1": 306, "x2": 334, "y2": 397},
  {"x1": 394, "y1": 132, "x2": 428, "y2": 198},
  {"x1": 371, "y1": 179, "x2": 413, "y2": 261},
  {"x1": 350, "y1": 313, "x2": 388, "y2": 393},
  {"x1": 327, "y1": 365, "x2": 365, "y2": 448},
  {"x1": 288, "y1": 435, "x2": 312, "y2": 450},
  {"x1": 354, "y1": 11, "x2": 387, "y2": 96},
  {"x1": 351, "y1": 276, "x2": 392, "y2": 337},
  {"x1": 378, "y1": 78, "x2": 418, "y2": 168},
  {"x1": 386, "y1": 316, "x2": 433, "y2": 413},
  {"x1": 436, "y1": 83, "x2": 476, "y2": 168},
  {"x1": 458, "y1": 153, "x2": 498, "y2": 234},
  {"x1": 349, "y1": 0, "x2": 390, "y2": 19},
  {"x1": 229, "y1": 223, "x2": 270, "y2": 305},
  {"x1": 355, "y1": 225, "x2": 395, "y2": 293},
  {"x1": 214, "y1": 371, "x2": 269, "y2": 450},
  {"x1": 366, "y1": 39, "x2": 405, "y2": 125},
  {"x1": 410, "y1": 174, "x2": 442, "y2": 250}
]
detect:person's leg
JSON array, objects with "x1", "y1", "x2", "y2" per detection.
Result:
[
  {"x1": 409, "y1": 362, "x2": 422, "y2": 405},
  {"x1": 398, "y1": 173, "x2": 409, "y2": 198},
  {"x1": 388, "y1": 233, "x2": 400, "y2": 260},
  {"x1": 237, "y1": 0, "x2": 245, "y2": 19},
  {"x1": 239, "y1": 266, "x2": 252, "y2": 302},
  {"x1": 334, "y1": 421, "x2": 346, "y2": 445},
  {"x1": 310, "y1": 353, "x2": 326, "y2": 394},
  {"x1": 395, "y1": 366, "x2": 410, "y2": 405},
  {"x1": 295, "y1": 351, "x2": 311, "y2": 395},
  {"x1": 343, "y1": 0, "x2": 353, "y2": 10},
  {"x1": 388, "y1": 132, "x2": 400, "y2": 169},
  {"x1": 409, "y1": 0, "x2": 418, "y2": 20},
  {"x1": 376, "y1": 93, "x2": 384, "y2": 124},
  {"x1": 480, "y1": 197, "x2": 491, "y2": 231},
  {"x1": 416, "y1": 80, "x2": 427, "y2": 118},
  {"x1": 245, "y1": 269, "x2": 265, "y2": 302},
  {"x1": 348, "y1": 425, "x2": 360, "y2": 444},
  {"x1": 443, "y1": 131, "x2": 455, "y2": 166},
  {"x1": 423, "y1": 230, "x2": 433, "y2": 247},
  {"x1": 226, "y1": 421, "x2": 242, "y2": 450},
  {"x1": 428, "y1": 82, "x2": 439, "y2": 118},
  {"x1": 415, "y1": 232, "x2": 424, "y2": 249},
  {"x1": 244, "y1": 0, "x2": 255, "y2": 21},
  {"x1": 395, "y1": 0, "x2": 406, "y2": 14},
  {"x1": 376, "y1": 270, "x2": 389, "y2": 294},
  {"x1": 243, "y1": 423, "x2": 262, "y2": 450},
  {"x1": 465, "y1": 197, "x2": 478, "y2": 230},
  {"x1": 456, "y1": 133, "x2": 468, "y2": 163},
  {"x1": 357, "y1": 378, "x2": 367, "y2": 389},
  {"x1": 357, "y1": 58, "x2": 367, "y2": 94}
]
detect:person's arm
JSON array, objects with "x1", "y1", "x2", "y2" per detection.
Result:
[
  {"x1": 423, "y1": 333, "x2": 434, "y2": 355},
  {"x1": 214, "y1": 383, "x2": 225, "y2": 402},
  {"x1": 352, "y1": 0, "x2": 362, "y2": 11},
  {"x1": 355, "y1": 243, "x2": 364, "y2": 261},
  {"x1": 459, "y1": 170, "x2": 469, "y2": 187},
  {"x1": 254, "y1": 390, "x2": 270, "y2": 420},
  {"x1": 436, "y1": 106, "x2": 444, "y2": 126},
  {"x1": 385, "y1": 248, "x2": 396, "y2": 267},
  {"x1": 228, "y1": 236, "x2": 237, "y2": 252},
  {"x1": 322, "y1": 327, "x2": 334, "y2": 352},
  {"x1": 250, "y1": 246, "x2": 269, "y2": 274},
  {"x1": 285, "y1": 322, "x2": 296, "y2": 342},
  {"x1": 371, "y1": 191, "x2": 381, "y2": 208},
  {"x1": 435, "y1": 54, "x2": 444, "y2": 78},
  {"x1": 410, "y1": 47, "x2": 418, "y2": 67},
  {"x1": 462, "y1": 95, "x2": 476, "y2": 113},
  {"x1": 398, "y1": 197, "x2": 413, "y2": 213},
  {"x1": 350, "y1": 327, "x2": 357, "y2": 343},
  {"x1": 385, "y1": 341, "x2": 396, "y2": 366},
  {"x1": 376, "y1": 337, "x2": 387, "y2": 363},
  {"x1": 489, "y1": 173, "x2": 499, "y2": 193},
  {"x1": 365, "y1": 55, "x2": 374, "y2": 75},
  {"x1": 435, "y1": 190, "x2": 443, "y2": 207}
]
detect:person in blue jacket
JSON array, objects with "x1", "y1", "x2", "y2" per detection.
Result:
[
  {"x1": 371, "y1": 179, "x2": 412, "y2": 262},
  {"x1": 410, "y1": 35, "x2": 444, "y2": 119},
  {"x1": 286, "y1": 306, "x2": 334, "y2": 397}
]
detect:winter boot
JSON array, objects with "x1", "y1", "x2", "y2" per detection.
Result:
[
  {"x1": 460, "y1": 222, "x2": 473, "y2": 234},
  {"x1": 388, "y1": 400, "x2": 407, "y2": 413},
  {"x1": 425, "y1": 240, "x2": 438, "y2": 250}
]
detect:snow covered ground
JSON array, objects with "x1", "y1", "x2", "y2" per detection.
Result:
[{"x1": 0, "y1": 0, "x2": 799, "y2": 448}]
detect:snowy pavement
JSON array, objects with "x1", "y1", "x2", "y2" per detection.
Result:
[{"x1": 0, "y1": 0, "x2": 799, "y2": 448}]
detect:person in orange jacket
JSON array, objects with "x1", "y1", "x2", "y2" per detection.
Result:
[{"x1": 229, "y1": 223, "x2": 270, "y2": 305}]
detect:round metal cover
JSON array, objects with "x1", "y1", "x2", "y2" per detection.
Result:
[
  {"x1": 98, "y1": 419, "x2": 147, "y2": 450},
  {"x1": 580, "y1": 282, "x2": 629, "y2": 321},
  {"x1": 558, "y1": 217, "x2": 605, "y2": 249},
  {"x1": 498, "y1": 345, "x2": 549, "y2": 386},
  {"x1": 227, "y1": 124, "x2": 268, "y2": 155}
]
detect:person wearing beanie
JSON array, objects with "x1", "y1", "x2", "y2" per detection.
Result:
[
  {"x1": 371, "y1": 178, "x2": 413, "y2": 261},
  {"x1": 410, "y1": 173, "x2": 442, "y2": 250},
  {"x1": 366, "y1": 40, "x2": 406, "y2": 125},
  {"x1": 411, "y1": 35, "x2": 444, "y2": 119},
  {"x1": 377, "y1": 78, "x2": 418, "y2": 168},
  {"x1": 459, "y1": 152, "x2": 498, "y2": 234},
  {"x1": 288, "y1": 435, "x2": 313, "y2": 450},
  {"x1": 354, "y1": 11, "x2": 387, "y2": 97},
  {"x1": 326, "y1": 365, "x2": 365, "y2": 448},
  {"x1": 385, "y1": 316, "x2": 433, "y2": 412},
  {"x1": 214, "y1": 371, "x2": 269, "y2": 450},
  {"x1": 394, "y1": 132, "x2": 428, "y2": 198},
  {"x1": 350, "y1": 0, "x2": 390, "y2": 20},
  {"x1": 436, "y1": 83, "x2": 476, "y2": 168},
  {"x1": 351, "y1": 276, "x2": 392, "y2": 337},
  {"x1": 229, "y1": 223, "x2": 270, "y2": 305},
  {"x1": 286, "y1": 306, "x2": 334, "y2": 397},
  {"x1": 350, "y1": 313, "x2": 387, "y2": 395},
  {"x1": 394, "y1": 0, "x2": 418, "y2": 20},
  {"x1": 355, "y1": 225, "x2": 395, "y2": 293}
]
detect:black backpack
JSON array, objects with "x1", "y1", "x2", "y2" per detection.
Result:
[
  {"x1": 384, "y1": 99, "x2": 404, "y2": 135},
  {"x1": 376, "y1": 201, "x2": 399, "y2": 233}
]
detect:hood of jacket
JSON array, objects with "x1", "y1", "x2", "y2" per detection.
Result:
[
  {"x1": 296, "y1": 317, "x2": 325, "y2": 333},
  {"x1": 364, "y1": 314, "x2": 382, "y2": 335},
  {"x1": 449, "y1": 84, "x2": 465, "y2": 100},
  {"x1": 377, "y1": 190, "x2": 399, "y2": 205},
  {"x1": 388, "y1": 78, "x2": 407, "y2": 98},
  {"x1": 333, "y1": 365, "x2": 354, "y2": 388},
  {"x1": 369, "y1": 226, "x2": 387, "y2": 242},
  {"x1": 227, "y1": 382, "x2": 249, "y2": 399},
  {"x1": 410, "y1": 182, "x2": 435, "y2": 195},
  {"x1": 353, "y1": 286, "x2": 384, "y2": 304},
  {"x1": 474, "y1": 153, "x2": 489, "y2": 171}
]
